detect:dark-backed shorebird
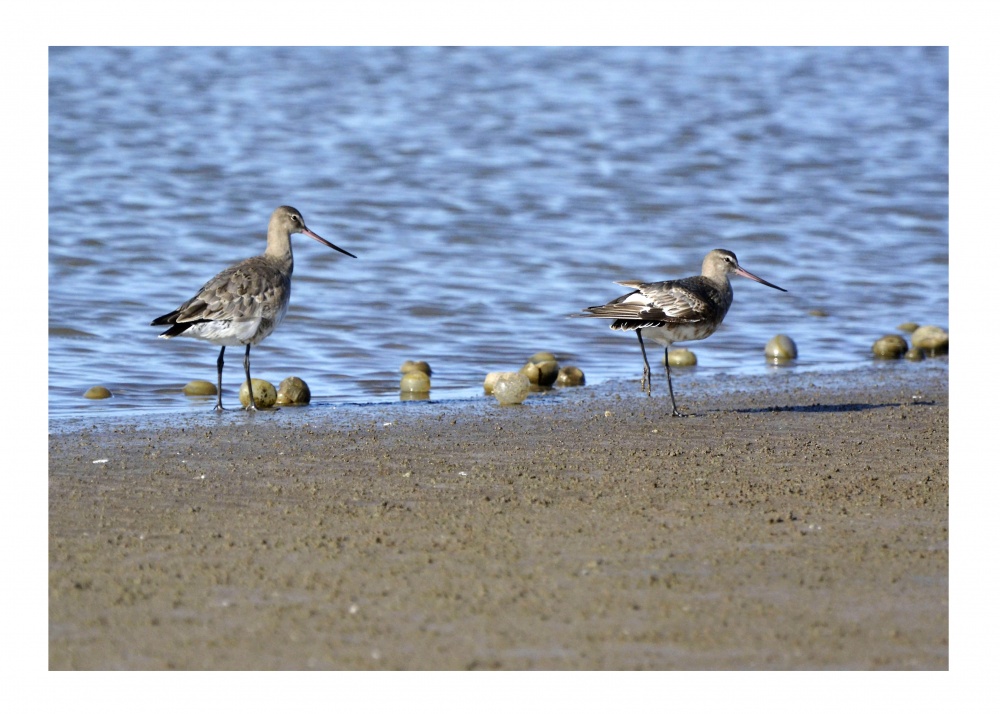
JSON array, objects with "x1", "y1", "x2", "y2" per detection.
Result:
[
  {"x1": 572, "y1": 249, "x2": 786, "y2": 416},
  {"x1": 151, "y1": 205, "x2": 356, "y2": 410}
]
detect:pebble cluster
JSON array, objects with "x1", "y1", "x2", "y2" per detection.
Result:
[
  {"x1": 873, "y1": 324, "x2": 949, "y2": 360},
  {"x1": 88, "y1": 318, "x2": 949, "y2": 408},
  {"x1": 484, "y1": 351, "x2": 586, "y2": 405}
]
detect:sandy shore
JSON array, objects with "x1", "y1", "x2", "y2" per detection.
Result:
[{"x1": 49, "y1": 366, "x2": 948, "y2": 670}]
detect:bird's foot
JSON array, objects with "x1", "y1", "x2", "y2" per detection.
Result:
[{"x1": 670, "y1": 408, "x2": 685, "y2": 418}]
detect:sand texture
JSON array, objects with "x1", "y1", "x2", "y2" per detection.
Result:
[{"x1": 49, "y1": 368, "x2": 948, "y2": 669}]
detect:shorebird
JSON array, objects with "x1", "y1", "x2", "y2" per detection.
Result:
[
  {"x1": 151, "y1": 205, "x2": 356, "y2": 410},
  {"x1": 572, "y1": 249, "x2": 786, "y2": 416}
]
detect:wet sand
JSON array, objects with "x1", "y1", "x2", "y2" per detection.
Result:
[{"x1": 49, "y1": 367, "x2": 948, "y2": 670}]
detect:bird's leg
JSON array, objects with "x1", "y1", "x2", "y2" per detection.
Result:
[
  {"x1": 214, "y1": 346, "x2": 226, "y2": 411},
  {"x1": 664, "y1": 346, "x2": 682, "y2": 417},
  {"x1": 636, "y1": 329, "x2": 652, "y2": 396},
  {"x1": 244, "y1": 344, "x2": 257, "y2": 411}
]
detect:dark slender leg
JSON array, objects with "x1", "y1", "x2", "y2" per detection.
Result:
[
  {"x1": 636, "y1": 329, "x2": 652, "y2": 396},
  {"x1": 214, "y1": 346, "x2": 226, "y2": 411},
  {"x1": 664, "y1": 347, "x2": 681, "y2": 417},
  {"x1": 243, "y1": 344, "x2": 257, "y2": 411}
]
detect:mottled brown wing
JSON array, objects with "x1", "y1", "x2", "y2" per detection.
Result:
[{"x1": 153, "y1": 257, "x2": 289, "y2": 326}]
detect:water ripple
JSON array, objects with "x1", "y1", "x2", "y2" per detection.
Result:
[{"x1": 49, "y1": 47, "x2": 948, "y2": 417}]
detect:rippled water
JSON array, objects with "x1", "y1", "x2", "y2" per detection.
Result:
[{"x1": 49, "y1": 47, "x2": 948, "y2": 419}]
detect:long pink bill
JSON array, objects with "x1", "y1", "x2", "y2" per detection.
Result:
[
  {"x1": 303, "y1": 228, "x2": 357, "y2": 259},
  {"x1": 735, "y1": 266, "x2": 786, "y2": 292}
]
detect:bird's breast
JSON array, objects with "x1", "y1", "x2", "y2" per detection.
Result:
[{"x1": 641, "y1": 320, "x2": 722, "y2": 347}]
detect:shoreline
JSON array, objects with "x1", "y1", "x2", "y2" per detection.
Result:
[
  {"x1": 49, "y1": 365, "x2": 949, "y2": 669},
  {"x1": 48, "y1": 360, "x2": 947, "y2": 430}
]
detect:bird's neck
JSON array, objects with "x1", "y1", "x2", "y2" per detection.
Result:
[
  {"x1": 717, "y1": 280, "x2": 734, "y2": 313},
  {"x1": 703, "y1": 276, "x2": 734, "y2": 311},
  {"x1": 264, "y1": 232, "x2": 294, "y2": 266},
  {"x1": 264, "y1": 242, "x2": 294, "y2": 276}
]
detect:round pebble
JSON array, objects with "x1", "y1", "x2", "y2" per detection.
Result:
[
  {"x1": 400, "y1": 371, "x2": 431, "y2": 393},
  {"x1": 83, "y1": 385, "x2": 112, "y2": 400},
  {"x1": 183, "y1": 379, "x2": 217, "y2": 396},
  {"x1": 911, "y1": 325, "x2": 948, "y2": 356},
  {"x1": 519, "y1": 361, "x2": 541, "y2": 385},
  {"x1": 765, "y1": 334, "x2": 798, "y2": 361},
  {"x1": 400, "y1": 360, "x2": 432, "y2": 376},
  {"x1": 905, "y1": 347, "x2": 926, "y2": 361},
  {"x1": 809, "y1": 309, "x2": 829, "y2": 318},
  {"x1": 520, "y1": 359, "x2": 559, "y2": 387},
  {"x1": 483, "y1": 371, "x2": 503, "y2": 395},
  {"x1": 556, "y1": 365, "x2": 586, "y2": 387},
  {"x1": 239, "y1": 378, "x2": 278, "y2": 408},
  {"x1": 493, "y1": 372, "x2": 531, "y2": 405},
  {"x1": 897, "y1": 322, "x2": 919, "y2": 333},
  {"x1": 872, "y1": 335, "x2": 908, "y2": 359},
  {"x1": 275, "y1": 376, "x2": 311, "y2": 405},
  {"x1": 666, "y1": 349, "x2": 697, "y2": 367},
  {"x1": 537, "y1": 360, "x2": 560, "y2": 386}
]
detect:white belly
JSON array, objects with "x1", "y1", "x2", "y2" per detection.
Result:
[
  {"x1": 182, "y1": 316, "x2": 276, "y2": 347},
  {"x1": 641, "y1": 321, "x2": 719, "y2": 347}
]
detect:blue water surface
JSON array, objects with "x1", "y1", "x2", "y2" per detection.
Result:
[{"x1": 48, "y1": 47, "x2": 948, "y2": 419}]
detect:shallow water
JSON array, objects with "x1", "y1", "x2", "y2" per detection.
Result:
[{"x1": 49, "y1": 47, "x2": 948, "y2": 419}]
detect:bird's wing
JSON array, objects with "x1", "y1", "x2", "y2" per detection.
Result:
[
  {"x1": 573, "y1": 280, "x2": 703, "y2": 324},
  {"x1": 155, "y1": 258, "x2": 287, "y2": 325},
  {"x1": 626, "y1": 279, "x2": 713, "y2": 322}
]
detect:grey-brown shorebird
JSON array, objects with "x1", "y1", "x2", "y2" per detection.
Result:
[
  {"x1": 572, "y1": 249, "x2": 786, "y2": 416},
  {"x1": 151, "y1": 205, "x2": 356, "y2": 410}
]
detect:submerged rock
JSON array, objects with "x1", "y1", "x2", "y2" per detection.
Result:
[{"x1": 83, "y1": 385, "x2": 112, "y2": 400}]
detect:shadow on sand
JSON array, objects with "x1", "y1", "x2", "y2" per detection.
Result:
[{"x1": 728, "y1": 400, "x2": 936, "y2": 415}]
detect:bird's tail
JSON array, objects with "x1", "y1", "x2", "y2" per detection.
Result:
[{"x1": 151, "y1": 310, "x2": 204, "y2": 338}]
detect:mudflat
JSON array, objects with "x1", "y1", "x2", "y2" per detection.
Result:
[{"x1": 49, "y1": 367, "x2": 948, "y2": 669}]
